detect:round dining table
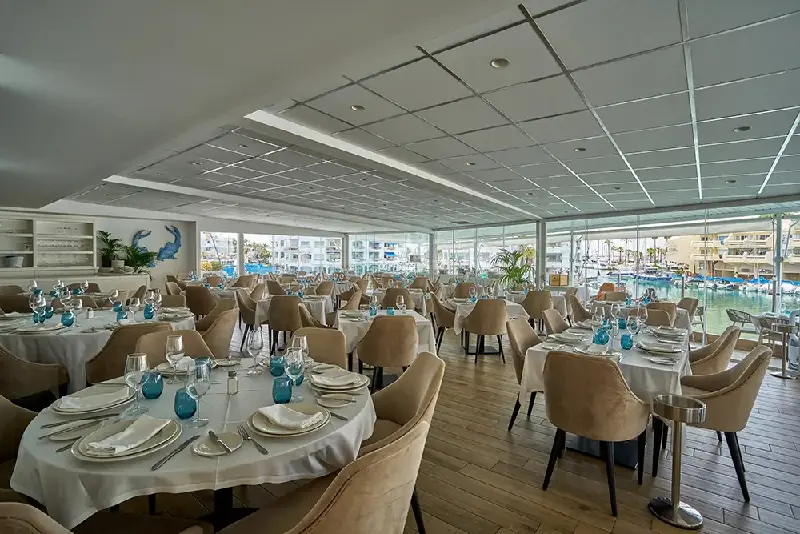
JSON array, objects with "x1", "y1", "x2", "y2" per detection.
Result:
[
  {"x1": 11, "y1": 368, "x2": 376, "y2": 530},
  {"x1": 0, "y1": 310, "x2": 195, "y2": 392}
]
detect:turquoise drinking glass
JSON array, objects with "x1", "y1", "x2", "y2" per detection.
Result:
[
  {"x1": 621, "y1": 334, "x2": 634, "y2": 350},
  {"x1": 173, "y1": 388, "x2": 197, "y2": 419},
  {"x1": 141, "y1": 372, "x2": 164, "y2": 399},
  {"x1": 272, "y1": 376, "x2": 292, "y2": 404},
  {"x1": 269, "y1": 354, "x2": 285, "y2": 377}
]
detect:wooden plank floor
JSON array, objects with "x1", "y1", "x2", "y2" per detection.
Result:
[{"x1": 117, "y1": 327, "x2": 800, "y2": 534}]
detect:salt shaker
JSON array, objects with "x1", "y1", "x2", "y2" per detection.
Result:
[{"x1": 227, "y1": 370, "x2": 239, "y2": 395}]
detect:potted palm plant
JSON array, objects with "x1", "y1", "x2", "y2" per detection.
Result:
[
  {"x1": 123, "y1": 244, "x2": 158, "y2": 274},
  {"x1": 97, "y1": 231, "x2": 124, "y2": 270},
  {"x1": 490, "y1": 247, "x2": 534, "y2": 291}
]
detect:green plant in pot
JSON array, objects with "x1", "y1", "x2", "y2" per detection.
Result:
[
  {"x1": 490, "y1": 247, "x2": 534, "y2": 291},
  {"x1": 124, "y1": 244, "x2": 158, "y2": 274},
  {"x1": 97, "y1": 231, "x2": 123, "y2": 268}
]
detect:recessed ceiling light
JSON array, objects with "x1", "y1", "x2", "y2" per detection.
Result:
[
  {"x1": 726, "y1": 179, "x2": 737, "y2": 184},
  {"x1": 527, "y1": 192, "x2": 534, "y2": 196},
  {"x1": 156, "y1": 173, "x2": 163, "y2": 176},
  {"x1": 350, "y1": 105, "x2": 365, "y2": 111},
  {"x1": 490, "y1": 58, "x2": 510, "y2": 69},
  {"x1": 613, "y1": 186, "x2": 621, "y2": 190},
  {"x1": 733, "y1": 125, "x2": 751, "y2": 132},
  {"x1": 574, "y1": 147, "x2": 587, "y2": 152},
  {"x1": 191, "y1": 161, "x2": 202, "y2": 166},
  {"x1": 238, "y1": 144, "x2": 248, "y2": 148},
  {"x1": 465, "y1": 162, "x2": 476, "y2": 166}
]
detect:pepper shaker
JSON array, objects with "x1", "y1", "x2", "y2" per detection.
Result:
[{"x1": 227, "y1": 370, "x2": 239, "y2": 395}]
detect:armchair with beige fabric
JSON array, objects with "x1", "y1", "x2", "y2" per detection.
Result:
[
  {"x1": 542, "y1": 308, "x2": 569, "y2": 335},
  {"x1": 52, "y1": 296, "x2": 97, "y2": 310},
  {"x1": 356, "y1": 315, "x2": 418, "y2": 392},
  {"x1": 231, "y1": 274, "x2": 257, "y2": 289},
  {"x1": 688, "y1": 325, "x2": 740, "y2": 375},
  {"x1": 381, "y1": 288, "x2": 413, "y2": 311},
  {"x1": 677, "y1": 297, "x2": 699, "y2": 320},
  {"x1": 86, "y1": 323, "x2": 172, "y2": 384},
  {"x1": 463, "y1": 299, "x2": 507, "y2": 364},
  {"x1": 135, "y1": 330, "x2": 213, "y2": 367},
  {"x1": 216, "y1": 419, "x2": 430, "y2": 534},
  {"x1": 0, "y1": 285, "x2": 24, "y2": 296},
  {"x1": 67, "y1": 283, "x2": 101, "y2": 294},
  {"x1": 0, "y1": 295, "x2": 34, "y2": 313},
  {"x1": 542, "y1": 351, "x2": 649, "y2": 516},
  {"x1": 340, "y1": 289, "x2": 363, "y2": 311},
  {"x1": 127, "y1": 285, "x2": 147, "y2": 304},
  {"x1": 596, "y1": 282, "x2": 615, "y2": 299},
  {"x1": 568, "y1": 294, "x2": 592, "y2": 323},
  {"x1": 563, "y1": 287, "x2": 578, "y2": 319},
  {"x1": 602, "y1": 291, "x2": 626, "y2": 302},
  {"x1": 235, "y1": 290, "x2": 261, "y2": 350},
  {"x1": 249, "y1": 283, "x2": 266, "y2": 302},
  {"x1": 165, "y1": 282, "x2": 182, "y2": 296},
  {"x1": 295, "y1": 327, "x2": 348, "y2": 369},
  {"x1": 205, "y1": 275, "x2": 222, "y2": 287},
  {"x1": 298, "y1": 303, "x2": 329, "y2": 329},
  {"x1": 1, "y1": 395, "x2": 35, "y2": 493},
  {"x1": 315, "y1": 281, "x2": 334, "y2": 297},
  {"x1": 647, "y1": 301, "x2": 677, "y2": 325},
  {"x1": 160, "y1": 294, "x2": 186, "y2": 308},
  {"x1": 266, "y1": 280, "x2": 286, "y2": 296},
  {"x1": 521, "y1": 290, "x2": 552, "y2": 332},
  {"x1": 452, "y1": 282, "x2": 475, "y2": 299},
  {"x1": 268, "y1": 296, "x2": 302, "y2": 355},
  {"x1": 0, "y1": 346, "x2": 68, "y2": 410},
  {"x1": 195, "y1": 299, "x2": 236, "y2": 332},
  {"x1": 506, "y1": 318, "x2": 542, "y2": 430},
  {"x1": 409, "y1": 276, "x2": 428, "y2": 290},
  {"x1": 185, "y1": 286, "x2": 216, "y2": 319},
  {"x1": 643, "y1": 309, "x2": 672, "y2": 327},
  {"x1": 429, "y1": 293, "x2": 454, "y2": 351},
  {"x1": 200, "y1": 310, "x2": 238, "y2": 360}
]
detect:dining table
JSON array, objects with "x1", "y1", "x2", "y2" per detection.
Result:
[
  {"x1": 255, "y1": 295, "x2": 332, "y2": 326},
  {"x1": 334, "y1": 310, "x2": 436, "y2": 361},
  {"x1": 590, "y1": 302, "x2": 692, "y2": 331},
  {"x1": 0, "y1": 310, "x2": 195, "y2": 393},
  {"x1": 371, "y1": 288, "x2": 427, "y2": 316},
  {"x1": 10, "y1": 369, "x2": 376, "y2": 530}
]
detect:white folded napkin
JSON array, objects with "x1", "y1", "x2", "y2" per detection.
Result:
[
  {"x1": 257, "y1": 405, "x2": 325, "y2": 430},
  {"x1": 87, "y1": 415, "x2": 170, "y2": 454},
  {"x1": 175, "y1": 356, "x2": 195, "y2": 371},
  {"x1": 639, "y1": 341, "x2": 680, "y2": 352},
  {"x1": 58, "y1": 387, "x2": 131, "y2": 411},
  {"x1": 310, "y1": 371, "x2": 361, "y2": 387},
  {"x1": 0, "y1": 311, "x2": 28, "y2": 318}
]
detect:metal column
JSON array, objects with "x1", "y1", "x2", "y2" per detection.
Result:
[
  {"x1": 429, "y1": 233, "x2": 436, "y2": 278},
  {"x1": 569, "y1": 232, "x2": 575, "y2": 285},
  {"x1": 773, "y1": 213, "x2": 783, "y2": 313},
  {"x1": 341, "y1": 235, "x2": 350, "y2": 271},
  {"x1": 236, "y1": 232, "x2": 245, "y2": 277},
  {"x1": 536, "y1": 221, "x2": 547, "y2": 288}
]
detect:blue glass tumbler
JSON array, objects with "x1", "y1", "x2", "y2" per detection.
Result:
[
  {"x1": 387, "y1": 307, "x2": 395, "y2": 316},
  {"x1": 621, "y1": 333, "x2": 634, "y2": 350},
  {"x1": 141, "y1": 372, "x2": 164, "y2": 399},
  {"x1": 60, "y1": 311, "x2": 75, "y2": 327},
  {"x1": 269, "y1": 354, "x2": 285, "y2": 377},
  {"x1": 272, "y1": 376, "x2": 292, "y2": 404},
  {"x1": 45, "y1": 306, "x2": 54, "y2": 319},
  {"x1": 143, "y1": 305, "x2": 155, "y2": 320},
  {"x1": 174, "y1": 388, "x2": 197, "y2": 419}
]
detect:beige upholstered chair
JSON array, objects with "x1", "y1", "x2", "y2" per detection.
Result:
[
  {"x1": 166, "y1": 275, "x2": 179, "y2": 284},
  {"x1": 563, "y1": 287, "x2": 578, "y2": 318},
  {"x1": 0, "y1": 295, "x2": 33, "y2": 313},
  {"x1": 688, "y1": 325, "x2": 740, "y2": 375},
  {"x1": 315, "y1": 281, "x2": 334, "y2": 297},
  {"x1": 295, "y1": 327, "x2": 347, "y2": 368},
  {"x1": 67, "y1": 282, "x2": 101, "y2": 293},
  {"x1": 338, "y1": 286, "x2": 356, "y2": 303},
  {"x1": 543, "y1": 308, "x2": 569, "y2": 335},
  {"x1": 266, "y1": 280, "x2": 286, "y2": 296},
  {"x1": 542, "y1": 351, "x2": 649, "y2": 516},
  {"x1": 644, "y1": 309, "x2": 672, "y2": 327},
  {"x1": 506, "y1": 318, "x2": 542, "y2": 430},
  {"x1": 217, "y1": 420, "x2": 430, "y2": 534},
  {"x1": 429, "y1": 293, "x2": 454, "y2": 351},
  {"x1": 677, "y1": 297, "x2": 699, "y2": 320},
  {"x1": 165, "y1": 282, "x2": 182, "y2": 296},
  {"x1": 668, "y1": 346, "x2": 771, "y2": 501},
  {"x1": 250, "y1": 283, "x2": 266, "y2": 302},
  {"x1": 1, "y1": 395, "x2": 35, "y2": 491},
  {"x1": 231, "y1": 274, "x2": 257, "y2": 289},
  {"x1": 341, "y1": 290, "x2": 363, "y2": 311},
  {"x1": 185, "y1": 286, "x2": 216, "y2": 318},
  {"x1": 463, "y1": 299, "x2": 507, "y2": 364},
  {"x1": 647, "y1": 301, "x2": 677, "y2": 325},
  {"x1": 196, "y1": 299, "x2": 236, "y2": 332},
  {"x1": 206, "y1": 275, "x2": 223, "y2": 287},
  {"x1": 355, "y1": 279, "x2": 368, "y2": 293},
  {"x1": 86, "y1": 323, "x2": 172, "y2": 384},
  {"x1": 568, "y1": 294, "x2": 592, "y2": 323},
  {"x1": 381, "y1": 288, "x2": 413, "y2": 311},
  {"x1": 160, "y1": 294, "x2": 186, "y2": 308},
  {"x1": 521, "y1": 290, "x2": 553, "y2": 332},
  {"x1": 452, "y1": 282, "x2": 475, "y2": 299},
  {"x1": 201, "y1": 309, "x2": 238, "y2": 360},
  {"x1": 0, "y1": 346, "x2": 68, "y2": 410},
  {"x1": 356, "y1": 315, "x2": 418, "y2": 392},
  {"x1": 409, "y1": 276, "x2": 428, "y2": 290},
  {"x1": 268, "y1": 296, "x2": 302, "y2": 354},
  {"x1": 298, "y1": 303, "x2": 328, "y2": 329},
  {"x1": 128, "y1": 285, "x2": 147, "y2": 303},
  {"x1": 602, "y1": 291, "x2": 626, "y2": 302},
  {"x1": 235, "y1": 290, "x2": 260, "y2": 350},
  {"x1": 0, "y1": 285, "x2": 24, "y2": 296},
  {"x1": 0, "y1": 502, "x2": 212, "y2": 534},
  {"x1": 135, "y1": 330, "x2": 213, "y2": 367}
]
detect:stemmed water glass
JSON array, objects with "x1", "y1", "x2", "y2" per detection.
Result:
[
  {"x1": 284, "y1": 348, "x2": 305, "y2": 402},
  {"x1": 71, "y1": 297, "x2": 83, "y2": 327},
  {"x1": 153, "y1": 291, "x2": 163, "y2": 313},
  {"x1": 165, "y1": 335, "x2": 184, "y2": 384},
  {"x1": 106, "y1": 289, "x2": 119, "y2": 309},
  {"x1": 184, "y1": 362, "x2": 210, "y2": 427},
  {"x1": 28, "y1": 280, "x2": 38, "y2": 292},
  {"x1": 81, "y1": 280, "x2": 90, "y2": 294},
  {"x1": 123, "y1": 353, "x2": 149, "y2": 418},
  {"x1": 128, "y1": 298, "x2": 141, "y2": 322},
  {"x1": 246, "y1": 329, "x2": 264, "y2": 376},
  {"x1": 468, "y1": 285, "x2": 477, "y2": 301},
  {"x1": 396, "y1": 295, "x2": 406, "y2": 314}
]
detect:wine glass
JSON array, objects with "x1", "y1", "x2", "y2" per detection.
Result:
[
  {"x1": 468, "y1": 285, "x2": 477, "y2": 300},
  {"x1": 246, "y1": 329, "x2": 264, "y2": 375},
  {"x1": 29, "y1": 292, "x2": 45, "y2": 313},
  {"x1": 610, "y1": 303, "x2": 621, "y2": 321},
  {"x1": 106, "y1": 289, "x2": 119, "y2": 308},
  {"x1": 81, "y1": 280, "x2": 90, "y2": 294},
  {"x1": 165, "y1": 335, "x2": 184, "y2": 384},
  {"x1": 184, "y1": 362, "x2": 210, "y2": 427},
  {"x1": 153, "y1": 291, "x2": 163, "y2": 312},
  {"x1": 28, "y1": 280, "x2": 38, "y2": 292},
  {"x1": 128, "y1": 298, "x2": 141, "y2": 322},
  {"x1": 71, "y1": 297, "x2": 83, "y2": 327},
  {"x1": 123, "y1": 353, "x2": 149, "y2": 418},
  {"x1": 396, "y1": 295, "x2": 406, "y2": 314},
  {"x1": 284, "y1": 348, "x2": 305, "y2": 401},
  {"x1": 290, "y1": 333, "x2": 309, "y2": 363},
  {"x1": 145, "y1": 290, "x2": 156, "y2": 308}
]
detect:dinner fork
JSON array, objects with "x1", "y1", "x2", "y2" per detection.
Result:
[{"x1": 237, "y1": 424, "x2": 269, "y2": 455}]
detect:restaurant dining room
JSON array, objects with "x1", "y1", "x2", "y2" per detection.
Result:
[{"x1": 3, "y1": 1, "x2": 800, "y2": 533}]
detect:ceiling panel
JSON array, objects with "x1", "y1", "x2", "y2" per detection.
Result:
[
  {"x1": 362, "y1": 114, "x2": 444, "y2": 145},
  {"x1": 614, "y1": 124, "x2": 693, "y2": 153},
  {"x1": 265, "y1": 148, "x2": 323, "y2": 168},
  {"x1": 578, "y1": 170, "x2": 637, "y2": 186},
  {"x1": 332, "y1": 128, "x2": 395, "y2": 151},
  {"x1": 518, "y1": 110, "x2": 603, "y2": 143},
  {"x1": 404, "y1": 136, "x2": 476, "y2": 159},
  {"x1": 699, "y1": 138, "x2": 784, "y2": 163},
  {"x1": 596, "y1": 92, "x2": 691, "y2": 133},
  {"x1": 278, "y1": 105, "x2": 352, "y2": 134},
  {"x1": 484, "y1": 145, "x2": 553, "y2": 167},
  {"x1": 361, "y1": 59, "x2": 473, "y2": 111},
  {"x1": 636, "y1": 164, "x2": 697, "y2": 182},
  {"x1": 626, "y1": 147, "x2": 696, "y2": 169},
  {"x1": 566, "y1": 155, "x2": 628, "y2": 174},
  {"x1": 306, "y1": 85, "x2": 405, "y2": 126},
  {"x1": 700, "y1": 158, "x2": 773, "y2": 176},
  {"x1": 439, "y1": 153, "x2": 501, "y2": 172},
  {"x1": 485, "y1": 75, "x2": 585, "y2": 122},
  {"x1": 415, "y1": 97, "x2": 506, "y2": 134},
  {"x1": 544, "y1": 136, "x2": 617, "y2": 161},
  {"x1": 694, "y1": 69, "x2": 800, "y2": 120},
  {"x1": 515, "y1": 162, "x2": 570, "y2": 179},
  {"x1": 696, "y1": 109, "x2": 799, "y2": 145},
  {"x1": 456, "y1": 124, "x2": 533, "y2": 152},
  {"x1": 686, "y1": 0, "x2": 798, "y2": 38}
]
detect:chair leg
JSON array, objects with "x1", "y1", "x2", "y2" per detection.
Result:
[
  {"x1": 508, "y1": 400, "x2": 521, "y2": 431},
  {"x1": 716, "y1": 431, "x2": 723, "y2": 443},
  {"x1": 726, "y1": 432, "x2": 750, "y2": 501},
  {"x1": 637, "y1": 430, "x2": 647, "y2": 485},
  {"x1": 662, "y1": 425, "x2": 668, "y2": 449},
  {"x1": 542, "y1": 428, "x2": 565, "y2": 490},
  {"x1": 370, "y1": 367, "x2": 380, "y2": 393},
  {"x1": 410, "y1": 487, "x2": 426, "y2": 534},
  {"x1": 600, "y1": 441, "x2": 618, "y2": 516},
  {"x1": 148, "y1": 494, "x2": 156, "y2": 514},
  {"x1": 347, "y1": 352, "x2": 353, "y2": 372},
  {"x1": 358, "y1": 359, "x2": 363, "y2": 374},
  {"x1": 497, "y1": 335, "x2": 505, "y2": 363},
  {"x1": 652, "y1": 417, "x2": 662, "y2": 477},
  {"x1": 463, "y1": 331, "x2": 470, "y2": 355},
  {"x1": 527, "y1": 392, "x2": 536, "y2": 417},
  {"x1": 474, "y1": 335, "x2": 482, "y2": 364},
  {"x1": 734, "y1": 433, "x2": 745, "y2": 472}
]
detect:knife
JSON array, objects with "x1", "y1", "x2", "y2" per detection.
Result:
[
  {"x1": 150, "y1": 435, "x2": 199, "y2": 471},
  {"x1": 208, "y1": 430, "x2": 233, "y2": 454},
  {"x1": 39, "y1": 419, "x2": 104, "y2": 440},
  {"x1": 40, "y1": 413, "x2": 120, "y2": 429}
]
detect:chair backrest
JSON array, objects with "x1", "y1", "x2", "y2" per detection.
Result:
[
  {"x1": 161, "y1": 294, "x2": 186, "y2": 308},
  {"x1": 597, "y1": 282, "x2": 615, "y2": 296},
  {"x1": 234, "y1": 290, "x2": 257, "y2": 326},
  {"x1": 452, "y1": 282, "x2": 475, "y2": 298},
  {"x1": 201, "y1": 309, "x2": 239, "y2": 359},
  {"x1": 647, "y1": 301, "x2": 677, "y2": 324},
  {"x1": 506, "y1": 318, "x2": 541, "y2": 385},
  {"x1": 250, "y1": 283, "x2": 266, "y2": 302},
  {"x1": 268, "y1": 295, "x2": 303, "y2": 332},
  {"x1": 0, "y1": 295, "x2": 32, "y2": 313},
  {"x1": 568, "y1": 294, "x2": 592, "y2": 322},
  {"x1": 206, "y1": 275, "x2": 223, "y2": 287},
  {"x1": 266, "y1": 280, "x2": 286, "y2": 296},
  {"x1": 644, "y1": 309, "x2": 672, "y2": 327},
  {"x1": 463, "y1": 299, "x2": 507, "y2": 336},
  {"x1": 0, "y1": 394, "x2": 35, "y2": 462},
  {"x1": 298, "y1": 303, "x2": 325, "y2": 328},
  {"x1": 342, "y1": 290, "x2": 363, "y2": 310},
  {"x1": 195, "y1": 298, "x2": 237, "y2": 332},
  {"x1": 0, "y1": 285, "x2": 24, "y2": 296},
  {"x1": 429, "y1": 293, "x2": 455, "y2": 329},
  {"x1": 315, "y1": 281, "x2": 334, "y2": 296},
  {"x1": 166, "y1": 275, "x2": 179, "y2": 284},
  {"x1": 0, "y1": 502, "x2": 76, "y2": 534},
  {"x1": 689, "y1": 325, "x2": 740, "y2": 375},
  {"x1": 295, "y1": 327, "x2": 347, "y2": 368},
  {"x1": 135, "y1": 330, "x2": 213, "y2": 367},
  {"x1": 677, "y1": 297, "x2": 699, "y2": 317},
  {"x1": 543, "y1": 351, "x2": 649, "y2": 442},
  {"x1": 543, "y1": 308, "x2": 569, "y2": 335},
  {"x1": 382, "y1": 288, "x2": 412, "y2": 310},
  {"x1": 165, "y1": 282, "x2": 182, "y2": 295},
  {"x1": 185, "y1": 286, "x2": 217, "y2": 317},
  {"x1": 521, "y1": 290, "x2": 553, "y2": 319},
  {"x1": 603, "y1": 291, "x2": 626, "y2": 302},
  {"x1": 409, "y1": 277, "x2": 428, "y2": 290},
  {"x1": 130, "y1": 285, "x2": 147, "y2": 302},
  {"x1": 86, "y1": 323, "x2": 172, "y2": 383},
  {"x1": 357, "y1": 315, "x2": 418, "y2": 368}
]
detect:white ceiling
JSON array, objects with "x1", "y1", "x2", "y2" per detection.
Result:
[{"x1": 12, "y1": 0, "x2": 800, "y2": 234}]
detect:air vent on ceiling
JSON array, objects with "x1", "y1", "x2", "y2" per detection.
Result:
[{"x1": 452, "y1": 221, "x2": 470, "y2": 225}]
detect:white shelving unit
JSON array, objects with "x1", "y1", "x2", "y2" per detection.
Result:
[{"x1": 0, "y1": 217, "x2": 96, "y2": 271}]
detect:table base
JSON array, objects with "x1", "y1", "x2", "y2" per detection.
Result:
[
  {"x1": 566, "y1": 435, "x2": 638, "y2": 469},
  {"x1": 204, "y1": 488, "x2": 257, "y2": 530},
  {"x1": 771, "y1": 370, "x2": 797, "y2": 380},
  {"x1": 462, "y1": 332, "x2": 501, "y2": 355},
  {"x1": 648, "y1": 496, "x2": 703, "y2": 530}
]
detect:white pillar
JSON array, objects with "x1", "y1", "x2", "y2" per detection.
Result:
[
  {"x1": 237, "y1": 232, "x2": 245, "y2": 277},
  {"x1": 773, "y1": 213, "x2": 783, "y2": 313},
  {"x1": 536, "y1": 221, "x2": 547, "y2": 288},
  {"x1": 429, "y1": 233, "x2": 436, "y2": 278},
  {"x1": 342, "y1": 235, "x2": 350, "y2": 271},
  {"x1": 569, "y1": 232, "x2": 575, "y2": 285}
]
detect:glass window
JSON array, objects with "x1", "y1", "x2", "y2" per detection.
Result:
[
  {"x1": 200, "y1": 232, "x2": 238, "y2": 276},
  {"x1": 348, "y1": 232, "x2": 430, "y2": 276}
]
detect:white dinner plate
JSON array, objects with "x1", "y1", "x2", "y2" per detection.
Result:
[
  {"x1": 73, "y1": 420, "x2": 181, "y2": 461},
  {"x1": 52, "y1": 385, "x2": 135, "y2": 414},
  {"x1": 248, "y1": 404, "x2": 330, "y2": 437},
  {"x1": 193, "y1": 432, "x2": 243, "y2": 457},
  {"x1": 214, "y1": 359, "x2": 240, "y2": 367},
  {"x1": 15, "y1": 323, "x2": 65, "y2": 334},
  {"x1": 308, "y1": 373, "x2": 369, "y2": 391},
  {"x1": 315, "y1": 394, "x2": 355, "y2": 409}
]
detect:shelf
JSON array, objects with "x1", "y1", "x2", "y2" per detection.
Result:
[
  {"x1": 37, "y1": 251, "x2": 94, "y2": 255},
  {"x1": 0, "y1": 251, "x2": 34, "y2": 254},
  {"x1": 0, "y1": 233, "x2": 34, "y2": 238},
  {"x1": 36, "y1": 234, "x2": 94, "y2": 239}
]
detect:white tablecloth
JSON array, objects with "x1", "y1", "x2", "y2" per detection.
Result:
[
  {"x1": 309, "y1": 282, "x2": 353, "y2": 297},
  {"x1": 502, "y1": 292, "x2": 566, "y2": 316},
  {"x1": 372, "y1": 289, "x2": 427, "y2": 317},
  {"x1": 520, "y1": 329, "x2": 691, "y2": 403},
  {"x1": 590, "y1": 302, "x2": 691, "y2": 331},
  {"x1": 0, "y1": 311, "x2": 195, "y2": 393},
  {"x1": 255, "y1": 296, "x2": 332, "y2": 326},
  {"x1": 452, "y1": 300, "x2": 528, "y2": 335},
  {"x1": 11, "y1": 371, "x2": 375, "y2": 530},
  {"x1": 334, "y1": 310, "x2": 436, "y2": 358}
]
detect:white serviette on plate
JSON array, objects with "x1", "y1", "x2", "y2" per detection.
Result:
[
  {"x1": 175, "y1": 356, "x2": 195, "y2": 371},
  {"x1": 58, "y1": 387, "x2": 131, "y2": 411},
  {"x1": 87, "y1": 415, "x2": 170, "y2": 454},
  {"x1": 310, "y1": 371, "x2": 361, "y2": 387},
  {"x1": 257, "y1": 405, "x2": 325, "y2": 430},
  {"x1": 639, "y1": 341, "x2": 680, "y2": 352}
]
